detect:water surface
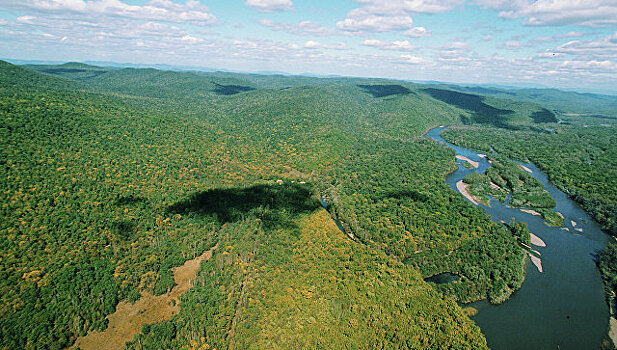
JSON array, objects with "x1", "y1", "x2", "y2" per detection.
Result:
[{"x1": 426, "y1": 126, "x2": 610, "y2": 349}]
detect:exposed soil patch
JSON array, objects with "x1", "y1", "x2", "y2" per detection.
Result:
[{"x1": 73, "y1": 245, "x2": 217, "y2": 350}]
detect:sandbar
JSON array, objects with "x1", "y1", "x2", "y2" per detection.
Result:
[
  {"x1": 456, "y1": 155, "x2": 479, "y2": 168},
  {"x1": 490, "y1": 182, "x2": 504, "y2": 191},
  {"x1": 520, "y1": 165, "x2": 533, "y2": 174},
  {"x1": 477, "y1": 153, "x2": 487, "y2": 158},
  {"x1": 456, "y1": 180, "x2": 479, "y2": 205},
  {"x1": 521, "y1": 208, "x2": 541, "y2": 216},
  {"x1": 610, "y1": 317, "x2": 617, "y2": 349},
  {"x1": 529, "y1": 232, "x2": 546, "y2": 247},
  {"x1": 529, "y1": 253, "x2": 543, "y2": 272},
  {"x1": 571, "y1": 220, "x2": 577, "y2": 227}
]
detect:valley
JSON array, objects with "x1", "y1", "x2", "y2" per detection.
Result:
[{"x1": 1, "y1": 60, "x2": 616, "y2": 349}]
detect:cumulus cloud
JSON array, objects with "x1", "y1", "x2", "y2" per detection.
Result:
[
  {"x1": 555, "y1": 31, "x2": 584, "y2": 38},
  {"x1": 303, "y1": 40, "x2": 346, "y2": 50},
  {"x1": 354, "y1": 0, "x2": 463, "y2": 14},
  {"x1": 537, "y1": 51, "x2": 565, "y2": 58},
  {"x1": 259, "y1": 19, "x2": 336, "y2": 36},
  {"x1": 8, "y1": 0, "x2": 218, "y2": 25},
  {"x1": 362, "y1": 39, "x2": 416, "y2": 51},
  {"x1": 445, "y1": 41, "x2": 469, "y2": 49},
  {"x1": 475, "y1": 0, "x2": 617, "y2": 27},
  {"x1": 245, "y1": 0, "x2": 293, "y2": 12},
  {"x1": 16, "y1": 16, "x2": 36, "y2": 24},
  {"x1": 555, "y1": 34, "x2": 617, "y2": 60},
  {"x1": 336, "y1": 12, "x2": 414, "y2": 32},
  {"x1": 399, "y1": 54, "x2": 425, "y2": 64},
  {"x1": 336, "y1": 0, "x2": 459, "y2": 34},
  {"x1": 404, "y1": 26, "x2": 432, "y2": 37}
]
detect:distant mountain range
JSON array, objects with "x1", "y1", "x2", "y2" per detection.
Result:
[{"x1": 5, "y1": 57, "x2": 616, "y2": 96}]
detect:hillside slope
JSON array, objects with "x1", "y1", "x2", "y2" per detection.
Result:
[{"x1": 0, "y1": 61, "x2": 556, "y2": 348}]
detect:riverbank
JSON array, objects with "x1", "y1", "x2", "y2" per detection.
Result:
[
  {"x1": 456, "y1": 180, "x2": 480, "y2": 205},
  {"x1": 429, "y1": 126, "x2": 610, "y2": 349}
]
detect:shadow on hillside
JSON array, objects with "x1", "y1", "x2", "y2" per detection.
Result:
[
  {"x1": 530, "y1": 108, "x2": 557, "y2": 123},
  {"x1": 212, "y1": 82, "x2": 256, "y2": 95},
  {"x1": 358, "y1": 84, "x2": 413, "y2": 98},
  {"x1": 461, "y1": 86, "x2": 515, "y2": 96},
  {"x1": 423, "y1": 88, "x2": 515, "y2": 129},
  {"x1": 42, "y1": 68, "x2": 107, "y2": 74},
  {"x1": 167, "y1": 183, "x2": 320, "y2": 228}
]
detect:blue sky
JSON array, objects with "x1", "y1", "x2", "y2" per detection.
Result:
[{"x1": 1, "y1": 0, "x2": 616, "y2": 92}]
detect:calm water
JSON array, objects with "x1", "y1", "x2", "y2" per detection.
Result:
[{"x1": 426, "y1": 126, "x2": 610, "y2": 349}]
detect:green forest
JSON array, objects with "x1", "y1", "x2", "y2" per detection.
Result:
[{"x1": 1, "y1": 60, "x2": 616, "y2": 349}]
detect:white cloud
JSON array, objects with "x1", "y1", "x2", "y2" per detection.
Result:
[
  {"x1": 362, "y1": 39, "x2": 416, "y2": 51},
  {"x1": 11, "y1": 0, "x2": 217, "y2": 25},
  {"x1": 0, "y1": 19, "x2": 8, "y2": 25},
  {"x1": 399, "y1": 54, "x2": 425, "y2": 64},
  {"x1": 16, "y1": 16, "x2": 36, "y2": 24},
  {"x1": 537, "y1": 51, "x2": 565, "y2": 58},
  {"x1": 180, "y1": 34, "x2": 204, "y2": 44},
  {"x1": 336, "y1": 12, "x2": 414, "y2": 32},
  {"x1": 555, "y1": 31, "x2": 584, "y2": 38},
  {"x1": 259, "y1": 19, "x2": 336, "y2": 36},
  {"x1": 355, "y1": 0, "x2": 463, "y2": 14},
  {"x1": 559, "y1": 59, "x2": 617, "y2": 72},
  {"x1": 336, "y1": 0, "x2": 458, "y2": 34},
  {"x1": 404, "y1": 26, "x2": 431, "y2": 37},
  {"x1": 446, "y1": 41, "x2": 469, "y2": 49},
  {"x1": 555, "y1": 34, "x2": 617, "y2": 60},
  {"x1": 245, "y1": 0, "x2": 293, "y2": 12},
  {"x1": 475, "y1": 0, "x2": 617, "y2": 27},
  {"x1": 303, "y1": 40, "x2": 346, "y2": 50}
]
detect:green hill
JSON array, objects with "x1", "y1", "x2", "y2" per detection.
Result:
[{"x1": 0, "y1": 60, "x2": 563, "y2": 348}]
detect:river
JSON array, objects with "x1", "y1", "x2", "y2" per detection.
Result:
[{"x1": 426, "y1": 126, "x2": 611, "y2": 349}]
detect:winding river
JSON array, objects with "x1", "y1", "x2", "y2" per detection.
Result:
[{"x1": 426, "y1": 126, "x2": 611, "y2": 349}]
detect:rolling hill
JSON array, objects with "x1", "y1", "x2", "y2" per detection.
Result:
[{"x1": 1, "y1": 60, "x2": 569, "y2": 348}]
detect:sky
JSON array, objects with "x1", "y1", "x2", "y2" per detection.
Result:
[{"x1": 1, "y1": 0, "x2": 617, "y2": 93}]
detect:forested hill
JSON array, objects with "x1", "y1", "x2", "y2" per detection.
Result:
[
  {"x1": 1, "y1": 60, "x2": 563, "y2": 349},
  {"x1": 447, "y1": 84, "x2": 617, "y2": 118}
]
